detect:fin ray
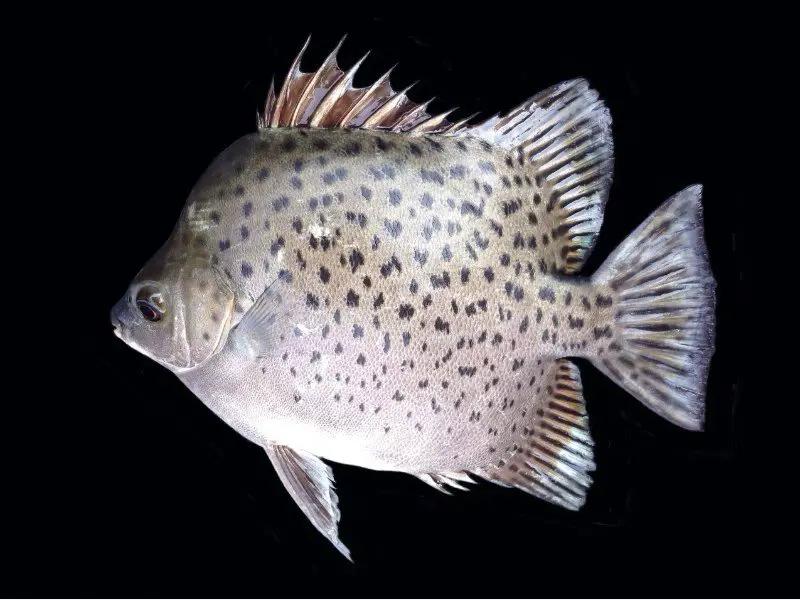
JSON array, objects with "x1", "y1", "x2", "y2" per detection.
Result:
[
  {"x1": 469, "y1": 79, "x2": 614, "y2": 274},
  {"x1": 475, "y1": 360, "x2": 595, "y2": 510},
  {"x1": 591, "y1": 185, "x2": 716, "y2": 430},
  {"x1": 260, "y1": 39, "x2": 457, "y2": 132},
  {"x1": 265, "y1": 444, "x2": 351, "y2": 561}
]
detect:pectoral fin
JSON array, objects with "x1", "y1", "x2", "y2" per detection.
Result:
[{"x1": 264, "y1": 444, "x2": 351, "y2": 561}]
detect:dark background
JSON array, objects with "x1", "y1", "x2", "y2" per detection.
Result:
[{"x1": 19, "y1": 11, "x2": 765, "y2": 598}]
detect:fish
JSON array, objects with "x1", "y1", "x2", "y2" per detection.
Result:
[{"x1": 111, "y1": 36, "x2": 716, "y2": 560}]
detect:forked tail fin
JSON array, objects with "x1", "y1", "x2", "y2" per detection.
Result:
[{"x1": 591, "y1": 185, "x2": 716, "y2": 430}]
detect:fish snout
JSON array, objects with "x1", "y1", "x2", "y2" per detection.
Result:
[{"x1": 110, "y1": 299, "x2": 129, "y2": 339}]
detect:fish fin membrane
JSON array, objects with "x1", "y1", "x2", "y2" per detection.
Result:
[
  {"x1": 228, "y1": 279, "x2": 303, "y2": 359},
  {"x1": 591, "y1": 185, "x2": 716, "y2": 431},
  {"x1": 259, "y1": 36, "x2": 461, "y2": 133},
  {"x1": 476, "y1": 360, "x2": 595, "y2": 510},
  {"x1": 264, "y1": 444, "x2": 352, "y2": 561},
  {"x1": 468, "y1": 79, "x2": 614, "y2": 274}
]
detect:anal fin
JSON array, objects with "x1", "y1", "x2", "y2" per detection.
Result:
[
  {"x1": 415, "y1": 471, "x2": 477, "y2": 495},
  {"x1": 476, "y1": 360, "x2": 595, "y2": 510}
]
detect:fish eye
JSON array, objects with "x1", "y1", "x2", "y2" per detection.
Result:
[{"x1": 135, "y1": 284, "x2": 166, "y2": 322}]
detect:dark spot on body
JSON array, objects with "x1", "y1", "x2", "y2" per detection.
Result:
[
  {"x1": 384, "y1": 219, "x2": 403, "y2": 238},
  {"x1": 450, "y1": 165, "x2": 466, "y2": 179},
  {"x1": 538, "y1": 287, "x2": 556, "y2": 303},
  {"x1": 430, "y1": 271, "x2": 451, "y2": 289},
  {"x1": 306, "y1": 293, "x2": 320, "y2": 309},
  {"x1": 461, "y1": 199, "x2": 484, "y2": 217},
  {"x1": 349, "y1": 249, "x2": 365, "y2": 273},
  {"x1": 434, "y1": 316, "x2": 450, "y2": 333},
  {"x1": 593, "y1": 325, "x2": 613, "y2": 339},
  {"x1": 398, "y1": 303, "x2": 415, "y2": 320},
  {"x1": 596, "y1": 295, "x2": 613, "y2": 308},
  {"x1": 273, "y1": 196, "x2": 290, "y2": 212}
]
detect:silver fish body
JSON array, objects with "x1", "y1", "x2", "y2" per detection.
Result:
[
  {"x1": 112, "y1": 39, "x2": 716, "y2": 559},
  {"x1": 178, "y1": 128, "x2": 605, "y2": 472}
]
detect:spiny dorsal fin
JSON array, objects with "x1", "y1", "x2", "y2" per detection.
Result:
[
  {"x1": 259, "y1": 37, "x2": 458, "y2": 133},
  {"x1": 476, "y1": 360, "x2": 595, "y2": 510}
]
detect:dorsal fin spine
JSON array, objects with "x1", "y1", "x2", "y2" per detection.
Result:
[
  {"x1": 270, "y1": 35, "x2": 311, "y2": 127},
  {"x1": 290, "y1": 35, "x2": 347, "y2": 126},
  {"x1": 336, "y1": 65, "x2": 395, "y2": 127},
  {"x1": 307, "y1": 51, "x2": 370, "y2": 127}
]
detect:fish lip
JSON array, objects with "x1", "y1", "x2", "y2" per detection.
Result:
[{"x1": 110, "y1": 308, "x2": 124, "y2": 339}]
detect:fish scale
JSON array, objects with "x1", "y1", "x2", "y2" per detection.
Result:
[{"x1": 112, "y1": 38, "x2": 716, "y2": 561}]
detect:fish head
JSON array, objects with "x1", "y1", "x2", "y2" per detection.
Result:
[{"x1": 111, "y1": 231, "x2": 235, "y2": 372}]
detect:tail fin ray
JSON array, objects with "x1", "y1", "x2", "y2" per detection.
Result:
[{"x1": 592, "y1": 185, "x2": 716, "y2": 430}]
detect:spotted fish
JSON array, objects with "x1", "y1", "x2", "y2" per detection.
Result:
[{"x1": 111, "y1": 37, "x2": 716, "y2": 560}]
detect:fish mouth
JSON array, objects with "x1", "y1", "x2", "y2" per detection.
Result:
[{"x1": 110, "y1": 310, "x2": 124, "y2": 340}]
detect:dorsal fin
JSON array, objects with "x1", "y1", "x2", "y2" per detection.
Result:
[
  {"x1": 473, "y1": 79, "x2": 614, "y2": 274},
  {"x1": 259, "y1": 37, "x2": 460, "y2": 133}
]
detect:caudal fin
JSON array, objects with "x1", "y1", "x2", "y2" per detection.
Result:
[{"x1": 591, "y1": 185, "x2": 716, "y2": 430}]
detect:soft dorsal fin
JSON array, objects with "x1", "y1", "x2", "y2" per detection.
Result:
[
  {"x1": 259, "y1": 36, "x2": 465, "y2": 134},
  {"x1": 473, "y1": 78, "x2": 614, "y2": 274}
]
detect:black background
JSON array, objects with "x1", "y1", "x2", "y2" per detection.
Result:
[{"x1": 19, "y1": 10, "x2": 765, "y2": 598}]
